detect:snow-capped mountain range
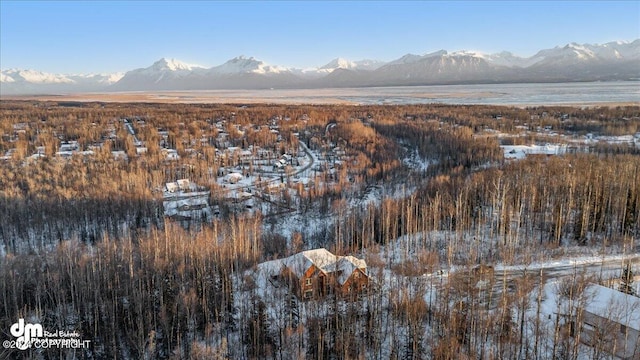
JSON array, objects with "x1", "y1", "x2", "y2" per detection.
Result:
[
  {"x1": 209, "y1": 56, "x2": 290, "y2": 75},
  {"x1": 0, "y1": 69, "x2": 125, "y2": 94},
  {"x1": 2, "y1": 40, "x2": 639, "y2": 95}
]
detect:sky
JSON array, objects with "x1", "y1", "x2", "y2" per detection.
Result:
[{"x1": 1, "y1": 1, "x2": 639, "y2": 74}]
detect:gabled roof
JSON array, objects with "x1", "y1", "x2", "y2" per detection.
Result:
[
  {"x1": 282, "y1": 248, "x2": 337, "y2": 279},
  {"x1": 165, "y1": 182, "x2": 179, "y2": 193},
  {"x1": 582, "y1": 284, "x2": 640, "y2": 331},
  {"x1": 177, "y1": 178, "x2": 191, "y2": 191},
  {"x1": 257, "y1": 248, "x2": 368, "y2": 284},
  {"x1": 333, "y1": 256, "x2": 367, "y2": 285}
]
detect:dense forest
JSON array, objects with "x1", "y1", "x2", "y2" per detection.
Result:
[{"x1": 0, "y1": 101, "x2": 639, "y2": 359}]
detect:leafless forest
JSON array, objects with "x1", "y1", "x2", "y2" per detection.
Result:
[{"x1": 0, "y1": 101, "x2": 639, "y2": 359}]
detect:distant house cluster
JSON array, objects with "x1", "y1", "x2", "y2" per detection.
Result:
[
  {"x1": 163, "y1": 179, "x2": 212, "y2": 220},
  {"x1": 165, "y1": 179, "x2": 199, "y2": 194},
  {"x1": 258, "y1": 248, "x2": 369, "y2": 300}
]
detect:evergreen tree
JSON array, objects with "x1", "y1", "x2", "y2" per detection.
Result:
[
  {"x1": 619, "y1": 263, "x2": 636, "y2": 296},
  {"x1": 285, "y1": 294, "x2": 300, "y2": 329},
  {"x1": 244, "y1": 298, "x2": 274, "y2": 359}
]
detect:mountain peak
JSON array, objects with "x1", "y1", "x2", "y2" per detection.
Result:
[
  {"x1": 3, "y1": 39, "x2": 638, "y2": 94},
  {"x1": 316, "y1": 58, "x2": 386, "y2": 72},
  {"x1": 152, "y1": 58, "x2": 202, "y2": 71},
  {"x1": 386, "y1": 53, "x2": 424, "y2": 66},
  {"x1": 231, "y1": 55, "x2": 257, "y2": 62},
  {"x1": 210, "y1": 56, "x2": 288, "y2": 75},
  {"x1": 1, "y1": 69, "x2": 75, "y2": 84},
  {"x1": 449, "y1": 50, "x2": 484, "y2": 58},
  {"x1": 424, "y1": 50, "x2": 448, "y2": 58},
  {"x1": 320, "y1": 58, "x2": 356, "y2": 70}
]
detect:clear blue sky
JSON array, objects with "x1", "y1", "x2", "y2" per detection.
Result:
[{"x1": 1, "y1": 1, "x2": 638, "y2": 74}]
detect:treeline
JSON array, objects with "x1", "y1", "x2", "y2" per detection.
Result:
[
  {"x1": 0, "y1": 155, "x2": 161, "y2": 251},
  {"x1": 372, "y1": 118, "x2": 502, "y2": 170},
  {"x1": 332, "y1": 154, "x2": 640, "y2": 264},
  {"x1": 1, "y1": 219, "x2": 632, "y2": 359},
  {"x1": 0, "y1": 219, "x2": 260, "y2": 359}
]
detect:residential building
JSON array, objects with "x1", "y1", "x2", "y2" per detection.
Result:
[
  {"x1": 261, "y1": 248, "x2": 369, "y2": 300},
  {"x1": 578, "y1": 284, "x2": 640, "y2": 359}
]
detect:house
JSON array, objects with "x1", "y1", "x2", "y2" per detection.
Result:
[
  {"x1": 165, "y1": 179, "x2": 207, "y2": 197},
  {"x1": 276, "y1": 248, "x2": 368, "y2": 300},
  {"x1": 163, "y1": 179, "x2": 211, "y2": 221},
  {"x1": 165, "y1": 182, "x2": 179, "y2": 193},
  {"x1": 162, "y1": 148, "x2": 180, "y2": 161},
  {"x1": 226, "y1": 172, "x2": 244, "y2": 184},
  {"x1": 240, "y1": 149, "x2": 253, "y2": 164},
  {"x1": 111, "y1": 150, "x2": 127, "y2": 161},
  {"x1": 577, "y1": 284, "x2": 640, "y2": 359},
  {"x1": 281, "y1": 249, "x2": 336, "y2": 299},
  {"x1": 177, "y1": 179, "x2": 192, "y2": 192},
  {"x1": 501, "y1": 144, "x2": 567, "y2": 160},
  {"x1": 58, "y1": 141, "x2": 79, "y2": 153},
  {"x1": 274, "y1": 158, "x2": 287, "y2": 169},
  {"x1": 331, "y1": 256, "x2": 369, "y2": 295}
]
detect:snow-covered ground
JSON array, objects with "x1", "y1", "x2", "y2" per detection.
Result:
[
  {"x1": 494, "y1": 254, "x2": 640, "y2": 273},
  {"x1": 239, "y1": 225, "x2": 640, "y2": 360},
  {"x1": 521, "y1": 278, "x2": 640, "y2": 360},
  {"x1": 493, "y1": 129, "x2": 640, "y2": 160},
  {"x1": 163, "y1": 193, "x2": 211, "y2": 219},
  {"x1": 402, "y1": 147, "x2": 433, "y2": 172},
  {"x1": 501, "y1": 144, "x2": 568, "y2": 159}
]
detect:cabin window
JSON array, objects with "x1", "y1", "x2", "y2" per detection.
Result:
[
  {"x1": 305, "y1": 278, "x2": 312, "y2": 286},
  {"x1": 620, "y1": 324, "x2": 627, "y2": 335},
  {"x1": 304, "y1": 290, "x2": 313, "y2": 299},
  {"x1": 354, "y1": 272, "x2": 360, "y2": 279}
]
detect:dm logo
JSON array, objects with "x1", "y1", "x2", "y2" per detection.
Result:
[{"x1": 10, "y1": 319, "x2": 43, "y2": 350}]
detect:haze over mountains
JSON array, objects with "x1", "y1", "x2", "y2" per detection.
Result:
[{"x1": 2, "y1": 40, "x2": 639, "y2": 95}]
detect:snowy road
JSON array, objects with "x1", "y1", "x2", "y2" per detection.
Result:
[
  {"x1": 484, "y1": 254, "x2": 640, "y2": 309},
  {"x1": 491, "y1": 254, "x2": 640, "y2": 283},
  {"x1": 419, "y1": 254, "x2": 640, "y2": 309}
]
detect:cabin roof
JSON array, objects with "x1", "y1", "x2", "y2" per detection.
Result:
[{"x1": 582, "y1": 284, "x2": 640, "y2": 331}]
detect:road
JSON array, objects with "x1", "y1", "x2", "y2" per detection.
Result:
[
  {"x1": 487, "y1": 255, "x2": 640, "y2": 309},
  {"x1": 426, "y1": 254, "x2": 640, "y2": 309}
]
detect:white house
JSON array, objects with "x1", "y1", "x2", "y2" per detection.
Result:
[
  {"x1": 162, "y1": 149, "x2": 180, "y2": 161},
  {"x1": 226, "y1": 172, "x2": 244, "y2": 184}
]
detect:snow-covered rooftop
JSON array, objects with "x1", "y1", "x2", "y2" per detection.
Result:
[
  {"x1": 283, "y1": 248, "x2": 337, "y2": 278},
  {"x1": 582, "y1": 284, "x2": 640, "y2": 331},
  {"x1": 257, "y1": 248, "x2": 368, "y2": 282},
  {"x1": 332, "y1": 256, "x2": 367, "y2": 285},
  {"x1": 501, "y1": 144, "x2": 567, "y2": 159}
]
